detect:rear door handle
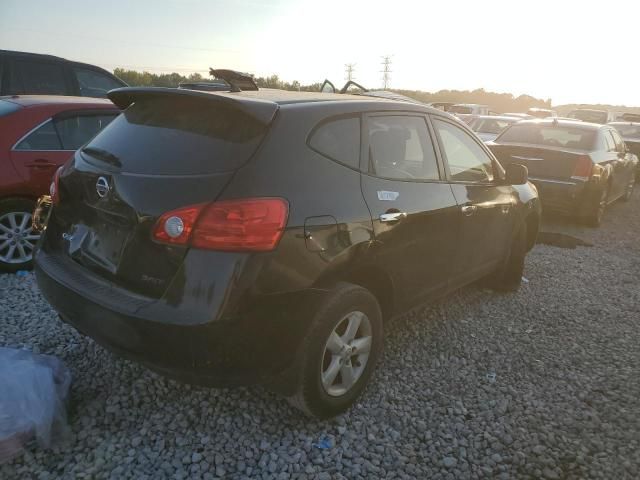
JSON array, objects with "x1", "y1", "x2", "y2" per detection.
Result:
[
  {"x1": 461, "y1": 205, "x2": 477, "y2": 216},
  {"x1": 379, "y1": 212, "x2": 407, "y2": 222}
]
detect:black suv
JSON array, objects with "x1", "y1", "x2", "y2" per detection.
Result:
[
  {"x1": 0, "y1": 50, "x2": 126, "y2": 98},
  {"x1": 34, "y1": 84, "x2": 540, "y2": 418}
]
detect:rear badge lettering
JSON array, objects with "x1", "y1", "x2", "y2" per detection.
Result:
[{"x1": 377, "y1": 191, "x2": 399, "y2": 201}]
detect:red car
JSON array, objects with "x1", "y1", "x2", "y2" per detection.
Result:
[{"x1": 0, "y1": 95, "x2": 119, "y2": 272}]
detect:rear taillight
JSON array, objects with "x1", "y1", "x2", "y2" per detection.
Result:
[
  {"x1": 50, "y1": 167, "x2": 63, "y2": 205},
  {"x1": 152, "y1": 198, "x2": 289, "y2": 252},
  {"x1": 571, "y1": 155, "x2": 593, "y2": 181}
]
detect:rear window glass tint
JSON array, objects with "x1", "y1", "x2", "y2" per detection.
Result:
[
  {"x1": 0, "y1": 100, "x2": 21, "y2": 117},
  {"x1": 54, "y1": 114, "x2": 117, "y2": 150},
  {"x1": 309, "y1": 117, "x2": 360, "y2": 169},
  {"x1": 15, "y1": 121, "x2": 62, "y2": 150},
  {"x1": 497, "y1": 124, "x2": 596, "y2": 150},
  {"x1": 83, "y1": 97, "x2": 267, "y2": 175}
]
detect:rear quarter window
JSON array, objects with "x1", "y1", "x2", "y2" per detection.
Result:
[
  {"x1": 308, "y1": 116, "x2": 361, "y2": 169},
  {"x1": 83, "y1": 97, "x2": 267, "y2": 175}
]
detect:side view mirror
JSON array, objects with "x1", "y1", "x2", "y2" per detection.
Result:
[{"x1": 505, "y1": 163, "x2": 528, "y2": 185}]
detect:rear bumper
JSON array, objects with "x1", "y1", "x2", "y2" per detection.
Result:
[
  {"x1": 34, "y1": 249, "x2": 327, "y2": 388},
  {"x1": 529, "y1": 177, "x2": 598, "y2": 216}
]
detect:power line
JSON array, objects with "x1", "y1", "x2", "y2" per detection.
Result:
[
  {"x1": 381, "y1": 55, "x2": 392, "y2": 90},
  {"x1": 345, "y1": 63, "x2": 356, "y2": 82}
]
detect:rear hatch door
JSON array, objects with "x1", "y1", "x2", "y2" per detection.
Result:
[{"x1": 50, "y1": 89, "x2": 276, "y2": 297}]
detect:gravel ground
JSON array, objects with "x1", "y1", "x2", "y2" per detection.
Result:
[{"x1": 1, "y1": 191, "x2": 639, "y2": 480}]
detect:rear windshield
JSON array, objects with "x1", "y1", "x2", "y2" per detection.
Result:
[
  {"x1": 568, "y1": 110, "x2": 607, "y2": 124},
  {"x1": 613, "y1": 124, "x2": 640, "y2": 138},
  {"x1": 473, "y1": 118, "x2": 515, "y2": 134},
  {"x1": 0, "y1": 100, "x2": 21, "y2": 117},
  {"x1": 497, "y1": 124, "x2": 596, "y2": 150},
  {"x1": 83, "y1": 97, "x2": 267, "y2": 175}
]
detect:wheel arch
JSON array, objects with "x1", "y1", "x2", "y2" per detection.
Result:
[{"x1": 314, "y1": 264, "x2": 395, "y2": 322}]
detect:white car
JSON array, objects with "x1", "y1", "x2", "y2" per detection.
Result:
[{"x1": 469, "y1": 115, "x2": 522, "y2": 142}]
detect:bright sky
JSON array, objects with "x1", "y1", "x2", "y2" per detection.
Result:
[{"x1": 1, "y1": 0, "x2": 638, "y2": 106}]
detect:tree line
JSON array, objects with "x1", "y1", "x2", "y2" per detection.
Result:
[{"x1": 112, "y1": 68, "x2": 559, "y2": 113}]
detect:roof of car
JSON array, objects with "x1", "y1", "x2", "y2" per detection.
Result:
[
  {"x1": 514, "y1": 118, "x2": 605, "y2": 131},
  {"x1": 0, "y1": 95, "x2": 116, "y2": 108},
  {"x1": 473, "y1": 115, "x2": 521, "y2": 121},
  {"x1": 224, "y1": 88, "x2": 401, "y2": 105}
]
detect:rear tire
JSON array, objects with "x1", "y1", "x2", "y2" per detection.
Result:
[
  {"x1": 584, "y1": 185, "x2": 609, "y2": 227},
  {"x1": 287, "y1": 283, "x2": 383, "y2": 419},
  {"x1": 486, "y1": 222, "x2": 527, "y2": 292},
  {"x1": 0, "y1": 198, "x2": 39, "y2": 273}
]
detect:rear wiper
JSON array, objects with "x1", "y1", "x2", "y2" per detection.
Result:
[{"x1": 81, "y1": 147, "x2": 122, "y2": 168}]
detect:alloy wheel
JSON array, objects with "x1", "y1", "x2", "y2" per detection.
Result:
[
  {"x1": 320, "y1": 310, "x2": 373, "y2": 397},
  {"x1": 0, "y1": 211, "x2": 40, "y2": 265}
]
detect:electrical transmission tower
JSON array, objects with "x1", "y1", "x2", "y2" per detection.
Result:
[
  {"x1": 345, "y1": 63, "x2": 356, "y2": 82},
  {"x1": 381, "y1": 56, "x2": 392, "y2": 90}
]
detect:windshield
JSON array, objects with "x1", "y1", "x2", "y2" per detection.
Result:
[
  {"x1": 568, "y1": 110, "x2": 607, "y2": 124},
  {"x1": 497, "y1": 124, "x2": 596, "y2": 150},
  {"x1": 472, "y1": 118, "x2": 516, "y2": 135}
]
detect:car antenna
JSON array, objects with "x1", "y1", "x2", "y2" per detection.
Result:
[{"x1": 209, "y1": 68, "x2": 259, "y2": 92}]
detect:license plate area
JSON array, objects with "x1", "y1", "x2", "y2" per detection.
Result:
[{"x1": 80, "y1": 222, "x2": 129, "y2": 274}]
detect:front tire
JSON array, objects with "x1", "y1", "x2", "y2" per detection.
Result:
[
  {"x1": 287, "y1": 283, "x2": 383, "y2": 419},
  {"x1": 486, "y1": 222, "x2": 527, "y2": 292},
  {"x1": 0, "y1": 198, "x2": 39, "y2": 273}
]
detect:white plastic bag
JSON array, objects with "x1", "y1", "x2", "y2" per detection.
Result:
[{"x1": 0, "y1": 348, "x2": 71, "y2": 463}]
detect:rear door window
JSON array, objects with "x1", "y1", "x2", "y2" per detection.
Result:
[
  {"x1": 73, "y1": 67, "x2": 123, "y2": 98},
  {"x1": 308, "y1": 116, "x2": 360, "y2": 169},
  {"x1": 54, "y1": 114, "x2": 118, "y2": 150},
  {"x1": 367, "y1": 115, "x2": 440, "y2": 181},
  {"x1": 83, "y1": 97, "x2": 267, "y2": 175},
  {"x1": 432, "y1": 118, "x2": 494, "y2": 182},
  {"x1": 9, "y1": 60, "x2": 68, "y2": 95},
  {"x1": 14, "y1": 121, "x2": 63, "y2": 150}
]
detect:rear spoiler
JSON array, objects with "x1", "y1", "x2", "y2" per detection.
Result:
[{"x1": 107, "y1": 87, "x2": 278, "y2": 125}]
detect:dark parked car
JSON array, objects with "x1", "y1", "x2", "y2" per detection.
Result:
[
  {"x1": 34, "y1": 85, "x2": 540, "y2": 418},
  {"x1": 609, "y1": 122, "x2": 640, "y2": 179},
  {"x1": 490, "y1": 119, "x2": 637, "y2": 226},
  {"x1": 0, "y1": 95, "x2": 119, "y2": 271},
  {"x1": 0, "y1": 50, "x2": 126, "y2": 98}
]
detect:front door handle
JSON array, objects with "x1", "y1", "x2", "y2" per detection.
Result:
[
  {"x1": 461, "y1": 205, "x2": 477, "y2": 216},
  {"x1": 26, "y1": 159, "x2": 56, "y2": 169},
  {"x1": 379, "y1": 212, "x2": 407, "y2": 222}
]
